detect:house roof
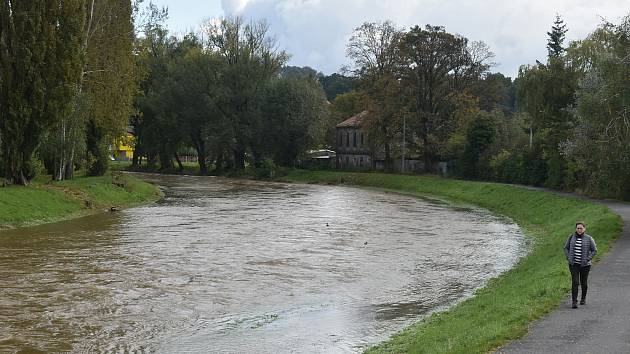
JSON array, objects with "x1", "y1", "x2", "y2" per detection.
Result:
[{"x1": 336, "y1": 110, "x2": 368, "y2": 128}]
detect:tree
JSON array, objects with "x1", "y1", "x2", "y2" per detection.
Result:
[
  {"x1": 158, "y1": 34, "x2": 228, "y2": 173},
  {"x1": 259, "y1": 77, "x2": 329, "y2": 166},
  {"x1": 460, "y1": 111, "x2": 497, "y2": 178},
  {"x1": 132, "y1": 1, "x2": 169, "y2": 169},
  {"x1": 399, "y1": 25, "x2": 493, "y2": 172},
  {"x1": 279, "y1": 66, "x2": 319, "y2": 80},
  {"x1": 471, "y1": 73, "x2": 515, "y2": 114},
  {"x1": 346, "y1": 20, "x2": 405, "y2": 170},
  {"x1": 547, "y1": 14, "x2": 568, "y2": 58},
  {"x1": 318, "y1": 73, "x2": 357, "y2": 101},
  {"x1": 83, "y1": 0, "x2": 137, "y2": 176},
  {"x1": 0, "y1": 0, "x2": 85, "y2": 184},
  {"x1": 562, "y1": 14, "x2": 630, "y2": 198},
  {"x1": 204, "y1": 17, "x2": 289, "y2": 169}
]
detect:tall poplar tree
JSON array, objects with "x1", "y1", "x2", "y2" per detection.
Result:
[
  {"x1": 83, "y1": 0, "x2": 137, "y2": 176},
  {"x1": 0, "y1": 0, "x2": 85, "y2": 184}
]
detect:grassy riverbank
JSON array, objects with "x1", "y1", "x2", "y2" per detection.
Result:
[
  {"x1": 280, "y1": 170, "x2": 621, "y2": 353},
  {"x1": 0, "y1": 172, "x2": 161, "y2": 229}
]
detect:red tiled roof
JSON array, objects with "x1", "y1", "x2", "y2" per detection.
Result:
[{"x1": 336, "y1": 110, "x2": 368, "y2": 128}]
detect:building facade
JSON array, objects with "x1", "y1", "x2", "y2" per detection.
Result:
[{"x1": 336, "y1": 111, "x2": 372, "y2": 169}]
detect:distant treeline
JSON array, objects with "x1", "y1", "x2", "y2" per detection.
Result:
[
  {"x1": 333, "y1": 14, "x2": 630, "y2": 199},
  {"x1": 1, "y1": 3, "x2": 629, "y2": 199}
]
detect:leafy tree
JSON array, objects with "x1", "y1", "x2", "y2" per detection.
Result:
[
  {"x1": 134, "y1": 16, "x2": 181, "y2": 170},
  {"x1": 472, "y1": 73, "x2": 516, "y2": 114},
  {"x1": 279, "y1": 66, "x2": 319, "y2": 80},
  {"x1": 205, "y1": 17, "x2": 289, "y2": 169},
  {"x1": 399, "y1": 25, "x2": 493, "y2": 172},
  {"x1": 460, "y1": 111, "x2": 497, "y2": 178},
  {"x1": 318, "y1": 73, "x2": 357, "y2": 101},
  {"x1": 131, "y1": 1, "x2": 169, "y2": 168},
  {"x1": 562, "y1": 14, "x2": 630, "y2": 198},
  {"x1": 259, "y1": 77, "x2": 329, "y2": 166},
  {"x1": 0, "y1": 0, "x2": 85, "y2": 184},
  {"x1": 346, "y1": 20, "x2": 405, "y2": 170},
  {"x1": 83, "y1": 0, "x2": 137, "y2": 176}
]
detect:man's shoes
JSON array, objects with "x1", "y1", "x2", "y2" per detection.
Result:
[
  {"x1": 580, "y1": 299, "x2": 586, "y2": 305},
  {"x1": 572, "y1": 301, "x2": 578, "y2": 309}
]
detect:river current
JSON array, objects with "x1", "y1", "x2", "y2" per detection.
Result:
[{"x1": 0, "y1": 174, "x2": 525, "y2": 353}]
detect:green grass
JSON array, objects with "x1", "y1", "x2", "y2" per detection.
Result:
[
  {"x1": 0, "y1": 172, "x2": 161, "y2": 229},
  {"x1": 280, "y1": 170, "x2": 621, "y2": 354}
]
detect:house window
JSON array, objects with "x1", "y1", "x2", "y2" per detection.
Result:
[
  {"x1": 346, "y1": 132, "x2": 350, "y2": 147},
  {"x1": 361, "y1": 133, "x2": 364, "y2": 146},
  {"x1": 338, "y1": 132, "x2": 342, "y2": 147},
  {"x1": 353, "y1": 131, "x2": 357, "y2": 147}
]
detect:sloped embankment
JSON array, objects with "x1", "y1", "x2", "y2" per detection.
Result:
[
  {"x1": 0, "y1": 173, "x2": 161, "y2": 229},
  {"x1": 280, "y1": 170, "x2": 621, "y2": 354}
]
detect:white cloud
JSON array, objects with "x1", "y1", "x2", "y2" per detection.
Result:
[
  {"x1": 221, "y1": 0, "x2": 629, "y2": 78},
  {"x1": 221, "y1": 0, "x2": 253, "y2": 15}
]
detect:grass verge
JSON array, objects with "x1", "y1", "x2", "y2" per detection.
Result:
[
  {"x1": 0, "y1": 172, "x2": 161, "y2": 229},
  {"x1": 280, "y1": 170, "x2": 621, "y2": 354}
]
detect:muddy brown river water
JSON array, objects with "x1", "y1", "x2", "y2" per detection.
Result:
[{"x1": 0, "y1": 174, "x2": 526, "y2": 353}]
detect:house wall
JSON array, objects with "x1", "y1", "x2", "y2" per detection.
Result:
[
  {"x1": 337, "y1": 153, "x2": 372, "y2": 169},
  {"x1": 336, "y1": 127, "x2": 371, "y2": 169}
]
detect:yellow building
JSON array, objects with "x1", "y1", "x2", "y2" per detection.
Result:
[{"x1": 112, "y1": 133, "x2": 135, "y2": 161}]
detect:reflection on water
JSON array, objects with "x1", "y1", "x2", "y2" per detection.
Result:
[{"x1": 0, "y1": 174, "x2": 526, "y2": 353}]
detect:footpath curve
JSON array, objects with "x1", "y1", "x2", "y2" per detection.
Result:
[{"x1": 497, "y1": 192, "x2": 630, "y2": 354}]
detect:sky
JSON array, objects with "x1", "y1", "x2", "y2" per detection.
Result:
[{"x1": 149, "y1": 0, "x2": 628, "y2": 78}]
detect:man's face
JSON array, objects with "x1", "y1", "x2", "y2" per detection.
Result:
[{"x1": 576, "y1": 224, "x2": 585, "y2": 235}]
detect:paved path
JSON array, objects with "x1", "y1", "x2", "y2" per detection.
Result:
[{"x1": 496, "y1": 193, "x2": 630, "y2": 354}]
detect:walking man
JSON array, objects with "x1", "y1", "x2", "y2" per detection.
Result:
[{"x1": 564, "y1": 222, "x2": 597, "y2": 309}]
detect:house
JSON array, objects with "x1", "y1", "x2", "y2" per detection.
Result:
[
  {"x1": 336, "y1": 111, "x2": 372, "y2": 169},
  {"x1": 112, "y1": 132, "x2": 135, "y2": 161},
  {"x1": 334, "y1": 111, "x2": 438, "y2": 173}
]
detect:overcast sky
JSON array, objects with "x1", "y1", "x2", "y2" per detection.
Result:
[{"x1": 150, "y1": 0, "x2": 628, "y2": 78}]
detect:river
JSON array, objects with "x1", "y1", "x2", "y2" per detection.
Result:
[{"x1": 0, "y1": 174, "x2": 526, "y2": 353}]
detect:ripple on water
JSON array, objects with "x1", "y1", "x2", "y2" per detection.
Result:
[{"x1": 0, "y1": 174, "x2": 527, "y2": 353}]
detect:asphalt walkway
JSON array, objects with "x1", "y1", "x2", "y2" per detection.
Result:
[{"x1": 496, "y1": 195, "x2": 630, "y2": 354}]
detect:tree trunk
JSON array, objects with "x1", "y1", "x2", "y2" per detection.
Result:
[
  {"x1": 132, "y1": 150, "x2": 139, "y2": 166},
  {"x1": 252, "y1": 149, "x2": 263, "y2": 168},
  {"x1": 192, "y1": 136, "x2": 207, "y2": 174},
  {"x1": 384, "y1": 142, "x2": 391, "y2": 171},
  {"x1": 198, "y1": 151, "x2": 208, "y2": 174},
  {"x1": 174, "y1": 153, "x2": 184, "y2": 172},
  {"x1": 214, "y1": 151, "x2": 225, "y2": 172},
  {"x1": 159, "y1": 152, "x2": 174, "y2": 171},
  {"x1": 65, "y1": 145, "x2": 75, "y2": 180},
  {"x1": 233, "y1": 148, "x2": 245, "y2": 169}
]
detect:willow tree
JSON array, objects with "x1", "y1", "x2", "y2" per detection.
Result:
[
  {"x1": 562, "y1": 14, "x2": 630, "y2": 198},
  {"x1": 205, "y1": 17, "x2": 289, "y2": 169},
  {"x1": 0, "y1": 0, "x2": 85, "y2": 184}
]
